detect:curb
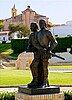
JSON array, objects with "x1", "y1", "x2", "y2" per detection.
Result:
[{"x1": 0, "y1": 85, "x2": 72, "y2": 88}]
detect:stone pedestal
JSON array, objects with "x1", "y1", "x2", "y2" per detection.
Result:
[
  {"x1": 15, "y1": 92, "x2": 64, "y2": 100},
  {"x1": 15, "y1": 85, "x2": 64, "y2": 100},
  {"x1": 18, "y1": 86, "x2": 60, "y2": 95}
]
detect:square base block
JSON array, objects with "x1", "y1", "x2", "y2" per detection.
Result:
[
  {"x1": 18, "y1": 85, "x2": 60, "y2": 95},
  {"x1": 15, "y1": 92, "x2": 64, "y2": 100}
]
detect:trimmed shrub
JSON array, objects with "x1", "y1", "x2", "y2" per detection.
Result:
[
  {"x1": 64, "y1": 91, "x2": 72, "y2": 100},
  {"x1": 11, "y1": 39, "x2": 28, "y2": 53},
  {"x1": 11, "y1": 37, "x2": 72, "y2": 54},
  {"x1": 70, "y1": 45, "x2": 72, "y2": 54},
  {"x1": 0, "y1": 92, "x2": 15, "y2": 100},
  {"x1": 2, "y1": 41, "x2": 6, "y2": 44},
  {"x1": 52, "y1": 36, "x2": 72, "y2": 53}
]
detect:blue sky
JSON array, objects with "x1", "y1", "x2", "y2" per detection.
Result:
[{"x1": 0, "y1": 0, "x2": 72, "y2": 24}]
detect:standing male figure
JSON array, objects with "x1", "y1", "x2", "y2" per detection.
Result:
[
  {"x1": 37, "y1": 19, "x2": 57, "y2": 88},
  {"x1": 26, "y1": 22, "x2": 43, "y2": 88}
]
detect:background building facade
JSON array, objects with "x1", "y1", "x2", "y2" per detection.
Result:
[{"x1": 3, "y1": 5, "x2": 49, "y2": 30}]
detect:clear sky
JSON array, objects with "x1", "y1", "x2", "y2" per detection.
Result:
[{"x1": 0, "y1": 0, "x2": 72, "y2": 24}]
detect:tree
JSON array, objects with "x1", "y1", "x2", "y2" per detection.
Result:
[
  {"x1": 8, "y1": 23, "x2": 30, "y2": 38},
  {"x1": 8, "y1": 24, "x2": 17, "y2": 33},
  {"x1": 18, "y1": 23, "x2": 30, "y2": 37},
  {"x1": 0, "y1": 22, "x2": 4, "y2": 31}
]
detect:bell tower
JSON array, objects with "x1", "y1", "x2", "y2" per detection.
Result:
[{"x1": 12, "y1": 4, "x2": 17, "y2": 17}]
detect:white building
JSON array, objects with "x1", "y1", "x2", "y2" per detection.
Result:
[
  {"x1": 10, "y1": 32, "x2": 18, "y2": 39},
  {"x1": 0, "y1": 31, "x2": 9, "y2": 41},
  {"x1": 51, "y1": 21, "x2": 72, "y2": 36}
]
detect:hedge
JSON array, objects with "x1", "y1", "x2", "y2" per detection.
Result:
[
  {"x1": 52, "y1": 36, "x2": 72, "y2": 53},
  {"x1": 2, "y1": 41, "x2": 6, "y2": 44},
  {"x1": 64, "y1": 91, "x2": 72, "y2": 100},
  {"x1": 11, "y1": 39, "x2": 28, "y2": 53},
  {"x1": 11, "y1": 37, "x2": 72, "y2": 54},
  {"x1": 0, "y1": 92, "x2": 15, "y2": 100}
]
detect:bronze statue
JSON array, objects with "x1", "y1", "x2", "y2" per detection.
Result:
[
  {"x1": 37, "y1": 19, "x2": 57, "y2": 88},
  {"x1": 26, "y1": 20, "x2": 57, "y2": 88},
  {"x1": 26, "y1": 22, "x2": 40, "y2": 88}
]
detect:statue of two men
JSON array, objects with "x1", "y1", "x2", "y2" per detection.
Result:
[{"x1": 26, "y1": 19, "x2": 57, "y2": 88}]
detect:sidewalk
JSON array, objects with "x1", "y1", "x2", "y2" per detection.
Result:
[
  {"x1": 49, "y1": 68, "x2": 72, "y2": 72},
  {"x1": 60, "y1": 87, "x2": 72, "y2": 92},
  {"x1": 0, "y1": 88, "x2": 18, "y2": 92}
]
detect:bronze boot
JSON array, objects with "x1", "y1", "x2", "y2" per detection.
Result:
[{"x1": 27, "y1": 67, "x2": 38, "y2": 88}]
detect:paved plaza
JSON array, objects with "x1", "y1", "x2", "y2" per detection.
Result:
[{"x1": 0, "y1": 86, "x2": 72, "y2": 93}]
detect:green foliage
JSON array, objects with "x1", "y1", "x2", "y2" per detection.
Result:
[
  {"x1": 0, "y1": 92, "x2": 15, "y2": 100},
  {"x1": 52, "y1": 37, "x2": 72, "y2": 53},
  {"x1": 67, "y1": 34, "x2": 72, "y2": 37},
  {"x1": 0, "y1": 43, "x2": 12, "y2": 54},
  {"x1": 8, "y1": 23, "x2": 30, "y2": 37},
  {"x1": 11, "y1": 36, "x2": 72, "y2": 54},
  {"x1": 0, "y1": 22, "x2": 4, "y2": 31},
  {"x1": 0, "y1": 43, "x2": 19, "y2": 58},
  {"x1": 8, "y1": 24, "x2": 16, "y2": 33},
  {"x1": 11, "y1": 39, "x2": 28, "y2": 53},
  {"x1": 70, "y1": 45, "x2": 72, "y2": 54},
  {"x1": 55, "y1": 35, "x2": 58, "y2": 37},
  {"x1": 17, "y1": 23, "x2": 30, "y2": 37},
  {"x1": 0, "y1": 90, "x2": 72, "y2": 100},
  {"x1": 64, "y1": 91, "x2": 72, "y2": 100},
  {"x1": 2, "y1": 41, "x2": 6, "y2": 44}
]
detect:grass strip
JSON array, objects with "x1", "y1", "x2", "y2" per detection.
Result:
[{"x1": 0, "y1": 69, "x2": 72, "y2": 86}]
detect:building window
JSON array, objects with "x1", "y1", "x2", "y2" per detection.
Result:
[{"x1": 3, "y1": 37, "x2": 5, "y2": 41}]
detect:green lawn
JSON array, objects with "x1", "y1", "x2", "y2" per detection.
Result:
[
  {"x1": 0, "y1": 43, "x2": 72, "y2": 86},
  {"x1": 0, "y1": 69, "x2": 32, "y2": 86},
  {"x1": 0, "y1": 69, "x2": 72, "y2": 86},
  {"x1": 49, "y1": 72, "x2": 72, "y2": 85}
]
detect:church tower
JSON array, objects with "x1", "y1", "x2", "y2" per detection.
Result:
[{"x1": 12, "y1": 4, "x2": 17, "y2": 17}]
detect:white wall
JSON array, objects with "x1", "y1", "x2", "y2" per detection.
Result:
[
  {"x1": 10, "y1": 32, "x2": 18, "y2": 39},
  {"x1": 0, "y1": 35, "x2": 8, "y2": 41},
  {"x1": 51, "y1": 25, "x2": 72, "y2": 36}
]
